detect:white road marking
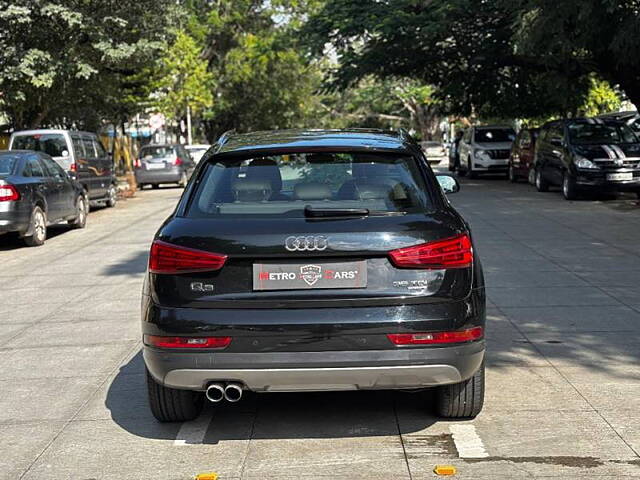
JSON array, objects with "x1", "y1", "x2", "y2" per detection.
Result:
[
  {"x1": 173, "y1": 411, "x2": 213, "y2": 446},
  {"x1": 449, "y1": 424, "x2": 489, "y2": 458}
]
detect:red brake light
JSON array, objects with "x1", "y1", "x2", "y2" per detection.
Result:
[
  {"x1": 149, "y1": 240, "x2": 227, "y2": 274},
  {"x1": 387, "y1": 327, "x2": 483, "y2": 345},
  {"x1": 70, "y1": 163, "x2": 77, "y2": 172},
  {"x1": 145, "y1": 335, "x2": 232, "y2": 349},
  {"x1": 0, "y1": 185, "x2": 20, "y2": 202},
  {"x1": 389, "y1": 234, "x2": 473, "y2": 269},
  {"x1": 174, "y1": 157, "x2": 183, "y2": 166},
  {"x1": 134, "y1": 159, "x2": 141, "y2": 168}
]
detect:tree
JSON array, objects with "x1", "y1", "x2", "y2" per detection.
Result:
[
  {"x1": 154, "y1": 30, "x2": 215, "y2": 136},
  {"x1": 181, "y1": 0, "x2": 322, "y2": 141},
  {"x1": 0, "y1": 0, "x2": 175, "y2": 129},
  {"x1": 302, "y1": 0, "x2": 639, "y2": 119}
]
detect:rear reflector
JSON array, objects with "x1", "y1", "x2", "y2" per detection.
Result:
[
  {"x1": 145, "y1": 335, "x2": 232, "y2": 349},
  {"x1": 149, "y1": 240, "x2": 227, "y2": 274},
  {"x1": 0, "y1": 184, "x2": 20, "y2": 202},
  {"x1": 389, "y1": 234, "x2": 473, "y2": 269},
  {"x1": 387, "y1": 327, "x2": 483, "y2": 345}
]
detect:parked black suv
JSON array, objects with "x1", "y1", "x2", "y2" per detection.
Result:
[
  {"x1": 142, "y1": 129, "x2": 486, "y2": 422},
  {"x1": 534, "y1": 118, "x2": 640, "y2": 199}
]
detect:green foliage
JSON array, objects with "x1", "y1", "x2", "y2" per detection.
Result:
[
  {"x1": 154, "y1": 30, "x2": 215, "y2": 121},
  {"x1": 579, "y1": 76, "x2": 622, "y2": 117},
  {"x1": 0, "y1": 0, "x2": 176, "y2": 129},
  {"x1": 181, "y1": 0, "x2": 321, "y2": 140},
  {"x1": 302, "y1": 0, "x2": 640, "y2": 119}
]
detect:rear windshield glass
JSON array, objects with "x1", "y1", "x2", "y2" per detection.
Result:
[
  {"x1": 186, "y1": 152, "x2": 432, "y2": 218},
  {"x1": 0, "y1": 153, "x2": 21, "y2": 175},
  {"x1": 474, "y1": 129, "x2": 515, "y2": 143},
  {"x1": 140, "y1": 146, "x2": 175, "y2": 159},
  {"x1": 12, "y1": 134, "x2": 68, "y2": 157},
  {"x1": 568, "y1": 122, "x2": 638, "y2": 145}
]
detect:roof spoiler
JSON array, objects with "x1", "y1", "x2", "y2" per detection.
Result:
[{"x1": 213, "y1": 129, "x2": 236, "y2": 153}]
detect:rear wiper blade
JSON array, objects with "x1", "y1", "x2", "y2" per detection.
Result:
[{"x1": 304, "y1": 206, "x2": 370, "y2": 217}]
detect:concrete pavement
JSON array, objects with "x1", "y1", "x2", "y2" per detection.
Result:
[{"x1": 1, "y1": 179, "x2": 639, "y2": 479}]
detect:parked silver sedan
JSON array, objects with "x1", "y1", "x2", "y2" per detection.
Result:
[{"x1": 134, "y1": 144, "x2": 196, "y2": 189}]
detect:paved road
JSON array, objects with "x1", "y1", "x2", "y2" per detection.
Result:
[{"x1": 1, "y1": 179, "x2": 640, "y2": 479}]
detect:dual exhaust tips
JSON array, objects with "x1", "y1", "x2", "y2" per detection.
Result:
[{"x1": 205, "y1": 382, "x2": 243, "y2": 403}]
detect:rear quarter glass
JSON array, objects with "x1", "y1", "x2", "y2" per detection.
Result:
[{"x1": 184, "y1": 152, "x2": 434, "y2": 218}]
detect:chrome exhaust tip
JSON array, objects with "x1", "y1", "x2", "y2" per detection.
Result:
[
  {"x1": 205, "y1": 383, "x2": 225, "y2": 403},
  {"x1": 224, "y1": 382, "x2": 243, "y2": 402}
]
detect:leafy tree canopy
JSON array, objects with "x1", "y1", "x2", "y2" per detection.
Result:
[
  {"x1": 0, "y1": 0, "x2": 176, "y2": 129},
  {"x1": 303, "y1": 0, "x2": 635, "y2": 119}
]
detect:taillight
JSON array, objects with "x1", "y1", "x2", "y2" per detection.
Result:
[
  {"x1": 174, "y1": 157, "x2": 183, "y2": 166},
  {"x1": 134, "y1": 159, "x2": 141, "y2": 168},
  {"x1": 149, "y1": 240, "x2": 227, "y2": 274},
  {"x1": 70, "y1": 163, "x2": 77, "y2": 172},
  {"x1": 144, "y1": 335, "x2": 232, "y2": 349},
  {"x1": 389, "y1": 234, "x2": 473, "y2": 269},
  {"x1": 387, "y1": 327, "x2": 483, "y2": 345},
  {"x1": 0, "y1": 184, "x2": 20, "y2": 202}
]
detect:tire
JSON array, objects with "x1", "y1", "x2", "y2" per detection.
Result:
[
  {"x1": 535, "y1": 168, "x2": 549, "y2": 192},
  {"x1": 562, "y1": 171, "x2": 579, "y2": 200},
  {"x1": 178, "y1": 172, "x2": 188, "y2": 188},
  {"x1": 24, "y1": 206, "x2": 47, "y2": 247},
  {"x1": 152, "y1": 184, "x2": 160, "y2": 190},
  {"x1": 436, "y1": 361, "x2": 485, "y2": 419},
  {"x1": 106, "y1": 184, "x2": 117, "y2": 208},
  {"x1": 68, "y1": 195, "x2": 88, "y2": 229},
  {"x1": 467, "y1": 157, "x2": 477, "y2": 179},
  {"x1": 146, "y1": 368, "x2": 203, "y2": 422},
  {"x1": 528, "y1": 167, "x2": 536, "y2": 185},
  {"x1": 138, "y1": 183, "x2": 145, "y2": 190},
  {"x1": 508, "y1": 165, "x2": 517, "y2": 183}
]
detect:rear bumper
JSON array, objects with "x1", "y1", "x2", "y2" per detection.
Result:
[
  {"x1": 0, "y1": 208, "x2": 30, "y2": 234},
  {"x1": 144, "y1": 341, "x2": 485, "y2": 392},
  {"x1": 135, "y1": 167, "x2": 182, "y2": 184}
]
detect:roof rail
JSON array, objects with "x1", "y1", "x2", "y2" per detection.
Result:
[{"x1": 213, "y1": 129, "x2": 236, "y2": 153}]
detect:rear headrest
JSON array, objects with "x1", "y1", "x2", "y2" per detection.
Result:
[
  {"x1": 353, "y1": 183, "x2": 392, "y2": 200},
  {"x1": 293, "y1": 182, "x2": 332, "y2": 200},
  {"x1": 232, "y1": 178, "x2": 272, "y2": 202},
  {"x1": 246, "y1": 158, "x2": 282, "y2": 192}
]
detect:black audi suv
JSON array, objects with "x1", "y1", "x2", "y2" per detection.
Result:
[
  {"x1": 142, "y1": 129, "x2": 486, "y2": 422},
  {"x1": 534, "y1": 118, "x2": 640, "y2": 200}
]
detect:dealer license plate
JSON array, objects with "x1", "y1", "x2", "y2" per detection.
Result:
[{"x1": 253, "y1": 261, "x2": 367, "y2": 291}]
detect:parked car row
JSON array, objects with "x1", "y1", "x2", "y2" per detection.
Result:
[
  {"x1": 450, "y1": 115, "x2": 640, "y2": 200},
  {"x1": 1, "y1": 128, "x2": 211, "y2": 247}
]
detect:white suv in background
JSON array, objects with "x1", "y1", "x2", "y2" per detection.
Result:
[{"x1": 459, "y1": 126, "x2": 516, "y2": 178}]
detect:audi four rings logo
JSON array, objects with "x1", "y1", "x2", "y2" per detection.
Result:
[{"x1": 285, "y1": 235, "x2": 329, "y2": 251}]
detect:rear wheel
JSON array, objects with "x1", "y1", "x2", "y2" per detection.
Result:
[
  {"x1": 138, "y1": 183, "x2": 145, "y2": 190},
  {"x1": 24, "y1": 206, "x2": 47, "y2": 247},
  {"x1": 152, "y1": 184, "x2": 160, "y2": 190},
  {"x1": 508, "y1": 165, "x2": 517, "y2": 183},
  {"x1": 106, "y1": 184, "x2": 117, "y2": 208},
  {"x1": 146, "y1": 368, "x2": 203, "y2": 422},
  {"x1": 535, "y1": 168, "x2": 549, "y2": 192},
  {"x1": 467, "y1": 157, "x2": 477, "y2": 179},
  {"x1": 178, "y1": 172, "x2": 188, "y2": 187},
  {"x1": 68, "y1": 195, "x2": 87, "y2": 229},
  {"x1": 562, "y1": 171, "x2": 579, "y2": 200},
  {"x1": 528, "y1": 167, "x2": 536, "y2": 185},
  {"x1": 436, "y1": 361, "x2": 484, "y2": 418}
]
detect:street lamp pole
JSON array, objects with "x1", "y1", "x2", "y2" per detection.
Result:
[{"x1": 186, "y1": 103, "x2": 192, "y2": 145}]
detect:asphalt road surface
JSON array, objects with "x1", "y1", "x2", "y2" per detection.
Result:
[{"x1": 1, "y1": 177, "x2": 640, "y2": 480}]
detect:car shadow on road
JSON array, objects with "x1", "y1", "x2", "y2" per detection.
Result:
[
  {"x1": 105, "y1": 350, "x2": 440, "y2": 443},
  {"x1": 0, "y1": 225, "x2": 71, "y2": 251},
  {"x1": 100, "y1": 249, "x2": 149, "y2": 278}
]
